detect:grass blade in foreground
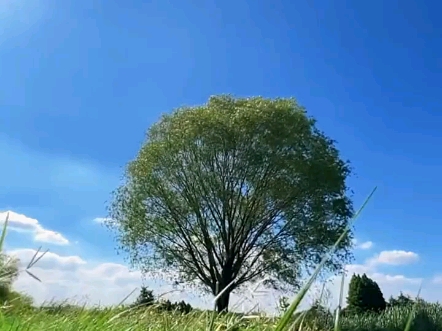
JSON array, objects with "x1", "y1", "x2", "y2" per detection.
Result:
[
  {"x1": 274, "y1": 186, "x2": 377, "y2": 331},
  {"x1": 403, "y1": 283, "x2": 422, "y2": 331},
  {"x1": 334, "y1": 270, "x2": 346, "y2": 331},
  {"x1": 0, "y1": 212, "x2": 9, "y2": 252}
]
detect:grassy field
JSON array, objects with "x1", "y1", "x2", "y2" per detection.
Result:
[{"x1": 2, "y1": 301, "x2": 442, "y2": 331}]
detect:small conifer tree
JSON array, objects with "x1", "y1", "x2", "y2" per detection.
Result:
[{"x1": 134, "y1": 286, "x2": 155, "y2": 307}]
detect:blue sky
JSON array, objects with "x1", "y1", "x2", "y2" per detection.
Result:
[{"x1": 1, "y1": 0, "x2": 442, "y2": 311}]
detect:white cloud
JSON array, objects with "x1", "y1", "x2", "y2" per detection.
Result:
[
  {"x1": 357, "y1": 241, "x2": 373, "y2": 250},
  {"x1": 352, "y1": 239, "x2": 374, "y2": 250},
  {"x1": 12, "y1": 248, "x2": 142, "y2": 306},
  {"x1": 34, "y1": 231, "x2": 68, "y2": 245},
  {"x1": 370, "y1": 273, "x2": 421, "y2": 285},
  {"x1": 93, "y1": 217, "x2": 111, "y2": 224},
  {"x1": 368, "y1": 250, "x2": 419, "y2": 266},
  {"x1": 8, "y1": 248, "x2": 86, "y2": 271},
  {"x1": 11, "y1": 248, "x2": 211, "y2": 309},
  {"x1": 0, "y1": 211, "x2": 69, "y2": 245}
]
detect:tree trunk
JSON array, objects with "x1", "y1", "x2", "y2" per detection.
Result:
[
  {"x1": 216, "y1": 289, "x2": 231, "y2": 313},
  {"x1": 215, "y1": 261, "x2": 235, "y2": 313}
]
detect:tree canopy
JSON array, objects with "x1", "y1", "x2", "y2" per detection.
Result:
[{"x1": 107, "y1": 95, "x2": 354, "y2": 312}]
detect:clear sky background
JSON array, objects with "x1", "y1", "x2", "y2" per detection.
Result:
[{"x1": 1, "y1": 0, "x2": 441, "y2": 312}]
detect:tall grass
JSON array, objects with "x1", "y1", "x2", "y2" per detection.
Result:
[{"x1": 2, "y1": 297, "x2": 442, "y2": 331}]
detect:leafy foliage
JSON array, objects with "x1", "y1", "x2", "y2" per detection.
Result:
[
  {"x1": 108, "y1": 95, "x2": 354, "y2": 312},
  {"x1": 0, "y1": 253, "x2": 19, "y2": 285},
  {"x1": 388, "y1": 292, "x2": 415, "y2": 308},
  {"x1": 0, "y1": 252, "x2": 20, "y2": 305},
  {"x1": 346, "y1": 273, "x2": 387, "y2": 314}
]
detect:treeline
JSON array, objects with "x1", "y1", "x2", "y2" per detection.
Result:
[{"x1": 131, "y1": 286, "x2": 193, "y2": 314}]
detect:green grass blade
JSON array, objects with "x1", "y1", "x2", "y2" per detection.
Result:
[
  {"x1": 334, "y1": 271, "x2": 346, "y2": 331},
  {"x1": 403, "y1": 283, "x2": 422, "y2": 331},
  {"x1": 0, "y1": 212, "x2": 10, "y2": 252}
]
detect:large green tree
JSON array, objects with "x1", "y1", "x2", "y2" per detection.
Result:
[{"x1": 107, "y1": 95, "x2": 354, "y2": 312}]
